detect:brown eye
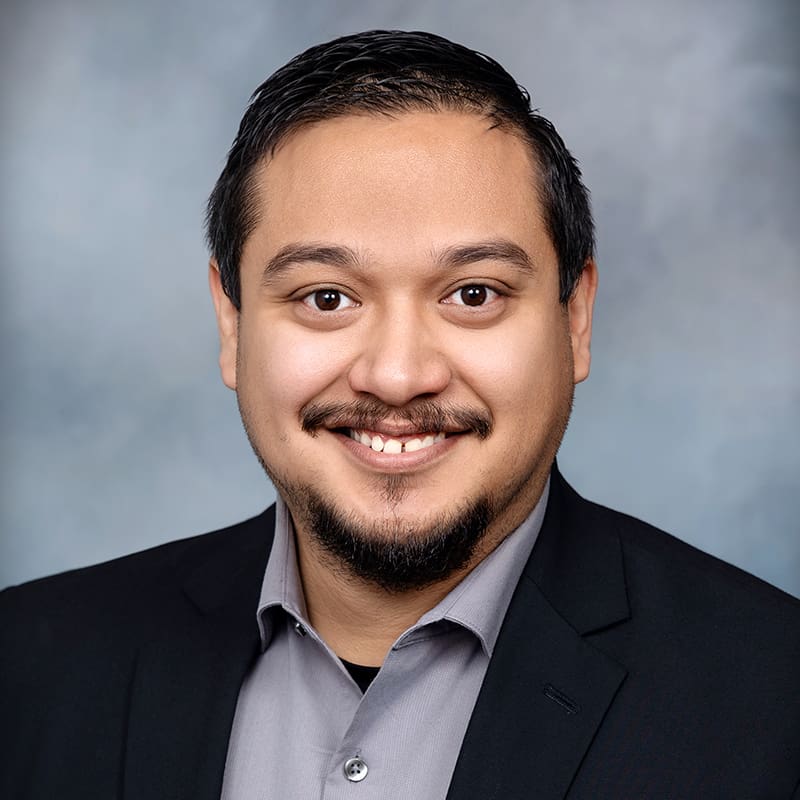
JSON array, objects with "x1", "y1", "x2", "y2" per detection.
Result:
[
  {"x1": 459, "y1": 285, "x2": 488, "y2": 306},
  {"x1": 313, "y1": 289, "x2": 342, "y2": 310},
  {"x1": 442, "y1": 284, "x2": 501, "y2": 310},
  {"x1": 302, "y1": 288, "x2": 358, "y2": 312}
]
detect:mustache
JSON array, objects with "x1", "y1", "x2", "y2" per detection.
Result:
[{"x1": 300, "y1": 398, "x2": 493, "y2": 440}]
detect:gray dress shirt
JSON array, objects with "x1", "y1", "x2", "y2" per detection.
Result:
[{"x1": 221, "y1": 481, "x2": 549, "y2": 800}]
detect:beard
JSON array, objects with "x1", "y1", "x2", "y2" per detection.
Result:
[
  {"x1": 238, "y1": 390, "x2": 572, "y2": 593},
  {"x1": 276, "y1": 479, "x2": 493, "y2": 593}
]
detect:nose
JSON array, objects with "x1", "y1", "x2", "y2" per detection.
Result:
[{"x1": 347, "y1": 306, "x2": 452, "y2": 406}]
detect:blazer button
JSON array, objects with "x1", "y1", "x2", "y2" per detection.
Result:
[{"x1": 343, "y1": 756, "x2": 368, "y2": 782}]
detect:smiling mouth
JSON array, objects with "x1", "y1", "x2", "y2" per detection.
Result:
[{"x1": 344, "y1": 428, "x2": 450, "y2": 454}]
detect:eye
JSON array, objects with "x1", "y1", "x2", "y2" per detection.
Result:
[
  {"x1": 443, "y1": 284, "x2": 500, "y2": 307},
  {"x1": 302, "y1": 288, "x2": 358, "y2": 312}
]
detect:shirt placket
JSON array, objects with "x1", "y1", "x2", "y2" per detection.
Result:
[{"x1": 319, "y1": 623, "x2": 448, "y2": 799}]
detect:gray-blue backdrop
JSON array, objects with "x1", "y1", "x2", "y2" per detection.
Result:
[{"x1": 2, "y1": 0, "x2": 798, "y2": 597}]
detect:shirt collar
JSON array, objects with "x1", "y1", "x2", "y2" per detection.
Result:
[
  {"x1": 256, "y1": 479, "x2": 550, "y2": 657},
  {"x1": 406, "y1": 478, "x2": 549, "y2": 656},
  {"x1": 256, "y1": 499, "x2": 308, "y2": 649}
]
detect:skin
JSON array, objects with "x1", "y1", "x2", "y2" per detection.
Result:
[{"x1": 209, "y1": 110, "x2": 598, "y2": 665}]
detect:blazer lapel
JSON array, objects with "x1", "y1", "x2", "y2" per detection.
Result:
[
  {"x1": 447, "y1": 469, "x2": 631, "y2": 800},
  {"x1": 122, "y1": 509, "x2": 274, "y2": 800}
]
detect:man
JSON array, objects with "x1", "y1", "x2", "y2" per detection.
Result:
[{"x1": 1, "y1": 29, "x2": 798, "y2": 799}]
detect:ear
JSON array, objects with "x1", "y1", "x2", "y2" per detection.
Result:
[
  {"x1": 568, "y1": 259, "x2": 598, "y2": 384},
  {"x1": 208, "y1": 260, "x2": 238, "y2": 390}
]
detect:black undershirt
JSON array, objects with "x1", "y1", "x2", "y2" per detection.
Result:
[{"x1": 341, "y1": 658, "x2": 380, "y2": 693}]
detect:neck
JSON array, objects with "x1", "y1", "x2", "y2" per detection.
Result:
[{"x1": 294, "y1": 534, "x2": 469, "y2": 666}]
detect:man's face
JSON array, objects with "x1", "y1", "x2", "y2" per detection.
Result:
[{"x1": 211, "y1": 111, "x2": 596, "y2": 584}]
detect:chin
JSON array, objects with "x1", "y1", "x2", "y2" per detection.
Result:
[{"x1": 283, "y1": 479, "x2": 494, "y2": 592}]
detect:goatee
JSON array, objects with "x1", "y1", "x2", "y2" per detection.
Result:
[{"x1": 282, "y1": 483, "x2": 493, "y2": 593}]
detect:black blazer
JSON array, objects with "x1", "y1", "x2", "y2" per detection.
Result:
[{"x1": 2, "y1": 468, "x2": 799, "y2": 799}]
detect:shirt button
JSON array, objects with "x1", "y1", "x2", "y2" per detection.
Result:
[
  {"x1": 343, "y1": 756, "x2": 368, "y2": 782},
  {"x1": 293, "y1": 621, "x2": 307, "y2": 637}
]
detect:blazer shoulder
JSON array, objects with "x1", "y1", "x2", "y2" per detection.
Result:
[
  {"x1": 570, "y1": 487, "x2": 800, "y2": 641},
  {"x1": 608, "y1": 499, "x2": 794, "y2": 600},
  {"x1": 0, "y1": 509, "x2": 274, "y2": 798},
  {"x1": 0, "y1": 506, "x2": 276, "y2": 643}
]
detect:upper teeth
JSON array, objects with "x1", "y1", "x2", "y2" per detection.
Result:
[{"x1": 348, "y1": 430, "x2": 446, "y2": 453}]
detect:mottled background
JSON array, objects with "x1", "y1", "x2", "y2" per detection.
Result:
[{"x1": 2, "y1": 0, "x2": 798, "y2": 596}]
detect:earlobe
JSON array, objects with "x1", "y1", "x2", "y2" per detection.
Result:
[
  {"x1": 568, "y1": 259, "x2": 598, "y2": 384},
  {"x1": 208, "y1": 261, "x2": 239, "y2": 390}
]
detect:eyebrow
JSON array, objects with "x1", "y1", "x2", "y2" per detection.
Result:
[
  {"x1": 435, "y1": 240, "x2": 536, "y2": 276},
  {"x1": 260, "y1": 238, "x2": 536, "y2": 285},
  {"x1": 261, "y1": 244, "x2": 360, "y2": 285}
]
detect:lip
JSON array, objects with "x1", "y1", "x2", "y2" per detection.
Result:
[
  {"x1": 330, "y1": 429, "x2": 463, "y2": 472},
  {"x1": 348, "y1": 422, "x2": 464, "y2": 438}
]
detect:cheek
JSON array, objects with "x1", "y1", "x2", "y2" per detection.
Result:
[
  {"x1": 451, "y1": 316, "x2": 571, "y2": 419},
  {"x1": 238, "y1": 318, "x2": 353, "y2": 421}
]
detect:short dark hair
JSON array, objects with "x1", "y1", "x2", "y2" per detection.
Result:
[{"x1": 206, "y1": 30, "x2": 594, "y2": 308}]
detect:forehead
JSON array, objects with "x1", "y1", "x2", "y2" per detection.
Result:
[{"x1": 242, "y1": 110, "x2": 553, "y2": 270}]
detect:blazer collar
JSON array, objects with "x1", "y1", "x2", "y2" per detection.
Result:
[
  {"x1": 526, "y1": 466, "x2": 630, "y2": 635},
  {"x1": 180, "y1": 506, "x2": 277, "y2": 615},
  {"x1": 123, "y1": 508, "x2": 275, "y2": 800},
  {"x1": 447, "y1": 466, "x2": 631, "y2": 800}
]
